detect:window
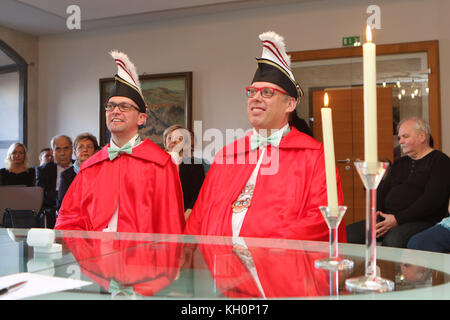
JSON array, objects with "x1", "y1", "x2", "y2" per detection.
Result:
[{"x1": 0, "y1": 40, "x2": 27, "y2": 164}]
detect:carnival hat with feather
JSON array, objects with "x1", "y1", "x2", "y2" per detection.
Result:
[
  {"x1": 252, "y1": 31, "x2": 303, "y2": 99},
  {"x1": 108, "y1": 50, "x2": 147, "y2": 113}
]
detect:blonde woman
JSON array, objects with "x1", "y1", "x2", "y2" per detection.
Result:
[{"x1": 0, "y1": 142, "x2": 35, "y2": 186}]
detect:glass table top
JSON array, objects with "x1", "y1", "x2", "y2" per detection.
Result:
[{"x1": 0, "y1": 228, "x2": 449, "y2": 300}]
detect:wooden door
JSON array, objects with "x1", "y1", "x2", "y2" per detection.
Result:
[{"x1": 313, "y1": 87, "x2": 393, "y2": 225}]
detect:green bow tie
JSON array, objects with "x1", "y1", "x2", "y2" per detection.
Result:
[
  {"x1": 250, "y1": 134, "x2": 280, "y2": 150},
  {"x1": 250, "y1": 127, "x2": 291, "y2": 150},
  {"x1": 109, "y1": 279, "x2": 135, "y2": 297},
  {"x1": 107, "y1": 136, "x2": 141, "y2": 161},
  {"x1": 107, "y1": 142, "x2": 133, "y2": 160},
  {"x1": 250, "y1": 127, "x2": 290, "y2": 150}
]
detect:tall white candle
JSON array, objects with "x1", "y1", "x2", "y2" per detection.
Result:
[
  {"x1": 363, "y1": 25, "x2": 378, "y2": 163},
  {"x1": 321, "y1": 93, "x2": 338, "y2": 212}
]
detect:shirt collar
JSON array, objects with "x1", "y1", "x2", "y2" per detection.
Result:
[
  {"x1": 252, "y1": 123, "x2": 290, "y2": 140},
  {"x1": 73, "y1": 161, "x2": 80, "y2": 174},
  {"x1": 110, "y1": 134, "x2": 140, "y2": 149}
]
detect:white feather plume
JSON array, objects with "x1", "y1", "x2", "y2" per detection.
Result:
[
  {"x1": 258, "y1": 31, "x2": 291, "y2": 68},
  {"x1": 109, "y1": 50, "x2": 141, "y2": 90}
]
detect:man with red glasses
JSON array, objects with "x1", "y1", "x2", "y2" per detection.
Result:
[
  {"x1": 55, "y1": 51, "x2": 184, "y2": 234},
  {"x1": 185, "y1": 31, "x2": 346, "y2": 242}
]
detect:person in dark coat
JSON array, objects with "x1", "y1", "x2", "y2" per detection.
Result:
[
  {"x1": 36, "y1": 134, "x2": 73, "y2": 228},
  {"x1": 163, "y1": 125, "x2": 206, "y2": 221}
]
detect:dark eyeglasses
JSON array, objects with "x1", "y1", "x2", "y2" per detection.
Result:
[
  {"x1": 105, "y1": 102, "x2": 140, "y2": 112},
  {"x1": 245, "y1": 86, "x2": 287, "y2": 98}
]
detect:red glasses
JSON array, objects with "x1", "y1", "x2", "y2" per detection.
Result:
[{"x1": 245, "y1": 86, "x2": 287, "y2": 98}]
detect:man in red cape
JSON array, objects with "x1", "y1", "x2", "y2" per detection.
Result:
[
  {"x1": 185, "y1": 31, "x2": 346, "y2": 242},
  {"x1": 55, "y1": 51, "x2": 184, "y2": 234}
]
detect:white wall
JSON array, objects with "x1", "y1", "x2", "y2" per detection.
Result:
[{"x1": 37, "y1": 0, "x2": 450, "y2": 160}]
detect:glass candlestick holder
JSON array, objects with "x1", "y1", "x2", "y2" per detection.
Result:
[
  {"x1": 315, "y1": 206, "x2": 354, "y2": 271},
  {"x1": 345, "y1": 161, "x2": 395, "y2": 293}
]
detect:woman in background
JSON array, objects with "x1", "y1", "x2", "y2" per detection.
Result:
[
  {"x1": 0, "y1": 142, "x2": 35, "y2": 186},
  {"x1": 163, "y1": 125, "x2": 206, "y2": 220}
]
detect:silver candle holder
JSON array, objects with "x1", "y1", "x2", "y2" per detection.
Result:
[
  {"x1": 315, "y1": 205, "x2": 354, "y2": 272},
  {"x1": 345, "y1": 161, "x2": 395, "y2": 293}
]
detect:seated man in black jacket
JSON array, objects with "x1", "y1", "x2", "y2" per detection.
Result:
[
  {"x1": 57, "y1": 133, "x2": 99, "y2": 210},
  {"x1": 36, "y1": 134, "x2": 73, "y2": 228},
  {"x1": 347, "y1": 117, "x2": 450, "y2": 248}
]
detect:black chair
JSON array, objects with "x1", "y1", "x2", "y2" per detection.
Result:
[{"x1": 0, "y1": 186, "x2": 44, "y2": 228}]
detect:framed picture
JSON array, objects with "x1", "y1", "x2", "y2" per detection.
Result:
[{"x1": 99, "y1": 71, "x2": 192, "y2": 148}]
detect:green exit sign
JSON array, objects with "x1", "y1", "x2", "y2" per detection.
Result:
[{"x1": 342, "y1": 36, "x2": 361, "y2": 47}]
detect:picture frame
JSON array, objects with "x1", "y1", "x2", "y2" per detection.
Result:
[{"x1": 99, "y1": 71, "x2": 192, "y2": 148}]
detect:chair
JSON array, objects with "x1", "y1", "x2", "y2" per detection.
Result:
[{"x1": 0, "y1": 186, "x2": 44, "y2": 227}]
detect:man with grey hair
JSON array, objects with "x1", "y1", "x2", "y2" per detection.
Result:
[
  {"x1": 347, "y1": 117, "x2": 450, "y2": 248},
  {"x1": 36, "y1": 134, "x2": 74, "y2": 228},
  {"x1": 397, "y1": 117, "x2": 432, "y2": 153}
]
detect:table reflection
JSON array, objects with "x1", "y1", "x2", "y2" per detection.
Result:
[
  {"x1": 61, "y1": 231, "x2": 183, "y2": 298},
  {"x1": 394, "y1": 250, "x2": 436, "y2": 290},
  {"x1": 195, "y1": 236, "x2": 341, "y2": 298},
  {"x1": 1, "y1": 229, "x2": 448, "y2": 299}
]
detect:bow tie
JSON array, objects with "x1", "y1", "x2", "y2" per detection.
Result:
[
  {"x1": 250, "y1": 127, "x2": 291, "y2": 150},
  {"x1": 109, "y1": 279, "x2": 135, "y2": 298},
  {"x1": 250, "y1": 134, "x2": 282, "y2": 150},
  {"x1": 107, "y1": 142, "x2": 133, "y2": 160}
]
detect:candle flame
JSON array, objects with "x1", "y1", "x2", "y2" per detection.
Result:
[
  {"x1": 324, "y1": 93, "x2": 329, "y2": 107},
  {"x1": 366, "y1": 25, "x2": 372, "y2": 43}
]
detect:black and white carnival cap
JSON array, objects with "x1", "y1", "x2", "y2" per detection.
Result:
[
  {"x1": 108, "y1": 50, "x2": 147, "y2": 113},
  {"x1": 252, "y1": 31, "x2": 303, "y2": 99}
]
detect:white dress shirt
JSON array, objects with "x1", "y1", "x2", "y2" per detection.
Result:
[
  {"x1": 103, "y1": 134, "x2": 141, "y2": 232},
  {"x1": 231, "y1": 123, "x2": 289, "y2": 237}
]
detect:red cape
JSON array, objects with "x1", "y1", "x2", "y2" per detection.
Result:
[
  {"x1": 55, "y1": 139, "x2": 185, "y2": 234},
  {"x1": 185, "y1": 127, "x2": 346, "y2": 242}
]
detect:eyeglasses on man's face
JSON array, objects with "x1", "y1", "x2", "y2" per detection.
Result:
[
  {"x1": 245, "y1": 86, "x2": 287, "y2": 98},
  {"x1": 105, "y1": 102, "x2": 140, "y2": 113}
]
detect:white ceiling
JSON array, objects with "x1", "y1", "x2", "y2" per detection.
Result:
[
  {"x1": 0, "y1": 0, "x2": 317, "y2": 36},
  {"x1": 17, "y1": 0, "x2": 246, "y2": 20}
]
